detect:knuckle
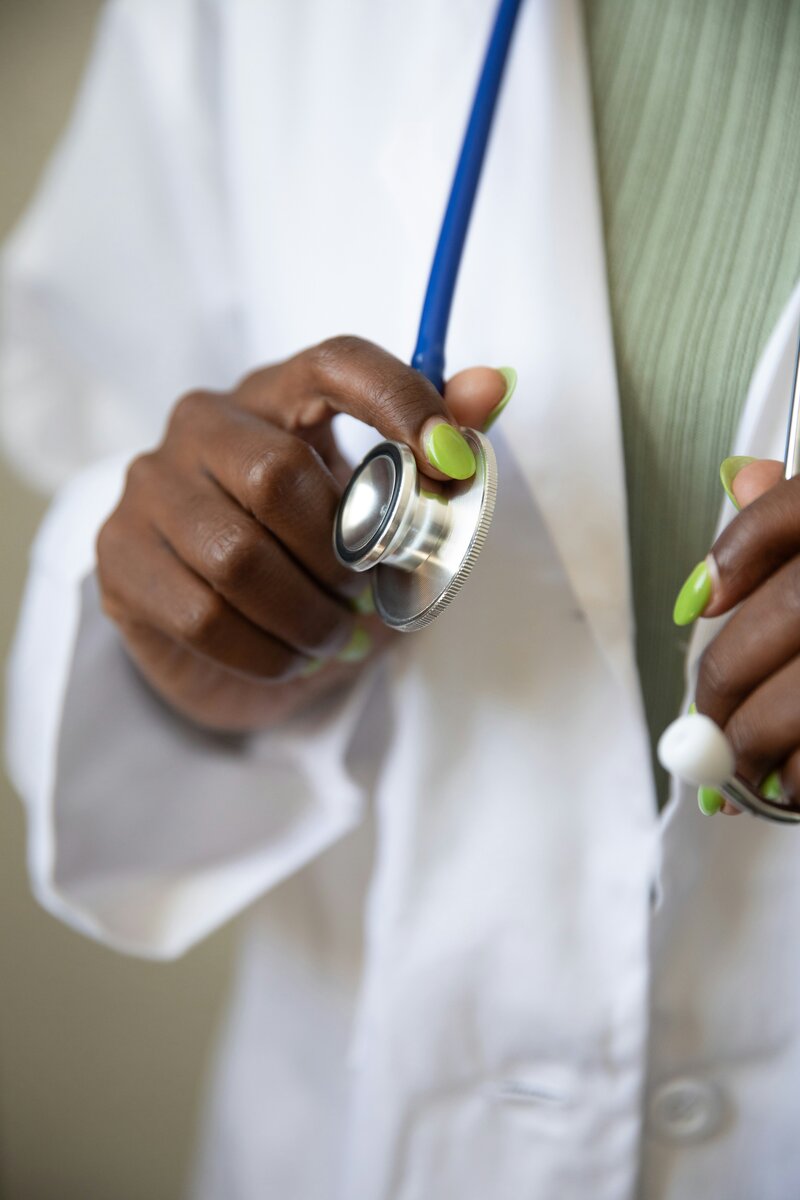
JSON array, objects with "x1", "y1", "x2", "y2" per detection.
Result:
[
  {"x1": 234, "y1": 367, "x2": 273, "y2": 407},
  {"x1": 168, "y1": 389, "x2": 214, "y2": 436},
  {"x1": 236, "y1": 367, "x2": 267, "y2": 393},
  {"x1": 175, "y1": 591, "x2": 225, "y2": 649},
  {"x1": 124, "y1": 451, "x2": 159, "y2": 494},
  {"x1": 312, "y1": 334, "x2": 368, "y2": 375},
  {"x1": 202, "y1": 522, "x2": 261, "y2": 591},
  {"x1": 96, "y1": 512, "x2": 153, "y2": 625},
  {"x1": 308, "y1": 335, "x2": 373, "y2": 393},
  {"x1": 246, "y1": 441, "x2": 315, "y2": 511},
  {"x1": 242, "y1": 449, "x2": 277, "y2": 500},
  {"x1": 368, "y1": 372, "x2": 424, "y2": 424}
]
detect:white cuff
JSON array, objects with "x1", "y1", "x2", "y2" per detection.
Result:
[{"x1": 6, "y1": 456, "x2": 384, "y2": 958}]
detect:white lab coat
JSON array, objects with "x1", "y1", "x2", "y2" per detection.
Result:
[{"x1": 4, "y1": 1, "x2": 800, "y2": 1196}]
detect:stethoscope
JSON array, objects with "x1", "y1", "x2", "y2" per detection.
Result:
[
  {"x1": 333, "y1": 0, "x2": 523, "y2": 630},
  {"x1": 332, "y1": 0, "x2": 800, "y2": 823}
]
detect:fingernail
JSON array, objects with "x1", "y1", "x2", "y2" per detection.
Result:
[
  {"x1": 336, "y1": 627, "x2": 372, "y2": 664},
  {"x1": 698, "y1": 786, "x2": 724, "y2": 816},
  {"x1": 483, "y1": 367, "x2": 518, "y2": 431},
  {"x1": 761, "y1": 769, "x2": 783, "y2": 800},
  {"x1": 301, "y1": 658, "x2": 324, "y2": 678},
  {"x1": 424, "y1": 422, "x2": 476, "y2": 480},
  {"x1": 673, "y1": 560, "x2": 712, "y2": 626},
  {"x1": 719, "y1": 456, "x2": 757, "y2": 511},
  {"x1": 350, "y1": 586, "x2": 375, "y2": 615}
]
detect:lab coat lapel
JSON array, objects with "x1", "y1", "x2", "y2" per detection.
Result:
[{"x1": 497, "y1": 1, "x2": 638, "y2": 700}]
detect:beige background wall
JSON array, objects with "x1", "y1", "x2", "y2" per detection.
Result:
[{"x1": 0, "y1": 5, "x2": 235, "y2": 1197}]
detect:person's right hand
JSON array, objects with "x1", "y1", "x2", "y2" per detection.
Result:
[{"x1": 97, "y1": 337, "x2": 513, "y2": 733}]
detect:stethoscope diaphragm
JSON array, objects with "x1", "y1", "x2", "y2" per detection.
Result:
[{"x1": 334, "y1": 429, "x2": 496, "y2": 631}]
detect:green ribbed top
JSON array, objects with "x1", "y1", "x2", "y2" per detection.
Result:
[{"x1": 584, "y1": 0, "x2": 800, "y2": 805}]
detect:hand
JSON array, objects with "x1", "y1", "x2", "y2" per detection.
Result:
[
  {"x1": 680, "y1": 456, "x2": 798, "y2": 813},
  {"x1": 97, "y1": 337, "x2": 514, "y2": 732}
]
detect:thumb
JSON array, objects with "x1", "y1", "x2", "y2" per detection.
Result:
[
  {"x1": 722, "y1": 455, "x2": 784, "y2": 509},
  {"x1": 444, "y1": 367, "x2": 517, "y2": 432},
  {"x1": 673, "y1": 455, "x2": 787, "y2": 627}
]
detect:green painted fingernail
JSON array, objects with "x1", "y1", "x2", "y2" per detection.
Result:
[
  {"x1": 698, "y1": 786, "x2": 724, "y2": 816},
  {"x1": 336, "y1": 627, "x2": 372, "y2": 664},
  {"x1": 301, "y1": 658, "x2": 324, "y2": 678},
  {"x1": 720, "y1": 456, "x2": 757, "y2": 511},
  {"x1": 673, "y1": 560, "x2": 712, "y2": 626},
  {"x1": 424, "y1": 423, "x2": 476, "y2": 480},
  {"x1": 483, "y1": 366, "x2": 518, "y2": 431},
  {"x1": 761, "y1": 770, "x2": 783, "y2": 800},
  {"x1": 350, "y1": 587, "x2": 375, "y2": 615}
]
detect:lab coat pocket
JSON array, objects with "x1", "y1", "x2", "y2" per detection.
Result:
[
  {"x1": 394, "y1": 1058, "x2": 584, "y2": 1200},
  {"x1": 349, "y1": 911, "x2": 646, "y2": 1200}
]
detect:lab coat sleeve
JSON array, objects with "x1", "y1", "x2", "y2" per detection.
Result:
[
  {"x1": 0, "y1": 0, "x2": 242, "y2": 492},
  {"x1": 6, "y1": 455, "x2": 378, "y2": 959},
  {"x1": 1, "y1": 0, "x2": 384, "y2": 958}
]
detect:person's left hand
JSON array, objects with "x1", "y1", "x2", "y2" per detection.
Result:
[{"x1": 677, "y1": 456, "x2": 800, "y2": 814}]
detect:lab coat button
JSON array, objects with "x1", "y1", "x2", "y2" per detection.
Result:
[{"x1": 649, "y1": 1077, "x2": 725, "y2": 1143}]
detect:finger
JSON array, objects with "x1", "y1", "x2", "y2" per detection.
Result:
[
  {"x1": 673, "y1": 458, "x2": 786, "y2": 626},
  {"x1": 697, "y1": 473, "x2": 800, "y2": 619},
  {"x1": 236, "y1": 337, "x2": 477, "y2": 481},
  {"x1": 444, "y1": 366, "x2": 515, "y2": 431},
  {"x1": 121, "y1": 621, "x2": 383, "y2": 734},
  {"x1": 304, "y1": 422, "x2": 353, "y2": 488},
  {"x1": 721, "y1": 652, "x2": 800, "y2": 787},
  {"x1": 725, "y1": 457, "x2": 784, "y2": 509},
  {"x1": 98, "y1": 520, "x2": 303, "y2": 682},
  {"x1": 163, "y1": 402, "x2": 360, "y2": 598},
  {"x1": 694, "y1": 553, "x2": 800, "y2": 730},
  {"x1": 150, "y1": 470, "x2": 357, "y2": 658}
]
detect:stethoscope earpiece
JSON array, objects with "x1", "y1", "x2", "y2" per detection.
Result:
[
  {"x1": 657, "y1": 713, "x2": 735, "y2": 789},
  {"x1": 658, "y1": 713, "x2": 800, "y2": 824},
  {"x1": 334, "y1": 429, "x2": 497, "y2": 631}
]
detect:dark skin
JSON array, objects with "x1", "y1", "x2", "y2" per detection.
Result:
[
  {"x1": 99, "y1": 336, "x2": 794, "y2": 792},
  {"x1": 96, "y1": 336, "x2": 506, "y2": 732},
  {"x1": 695, "y1": 459, "x2": 800, "y2": 813}
]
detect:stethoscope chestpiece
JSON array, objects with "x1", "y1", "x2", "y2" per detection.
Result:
[{"x1": 334, "y1": 429, "x2": 497, "y2": 631}]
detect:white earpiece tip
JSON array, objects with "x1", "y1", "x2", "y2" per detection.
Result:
[{"x1": 657, "y1": 713, "x2": 735, "y2": 788}]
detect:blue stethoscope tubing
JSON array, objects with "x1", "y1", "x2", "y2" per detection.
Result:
[{"x1": 411, "y1": 0, "x2": 525, "y2": 393}]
